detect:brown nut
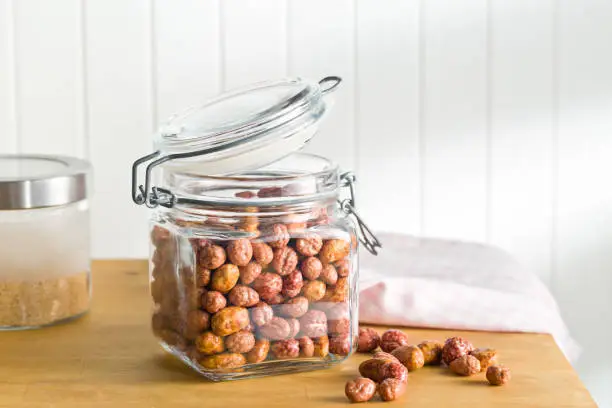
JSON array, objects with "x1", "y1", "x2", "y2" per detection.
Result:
[
  {"x1": 279, "y1": 296, "x2": 309, "y2": 318},
  {"x1": 238, "y1": 262, "x2": 262, "y2": 285},
  {"x1": 210, "y1": 306, "x2": 250, "y2": 336},
  {"x1": 228, "y1": 285, "x2": 260, "y2": 307},
  {"x1": 251, "y1": 242, "x2": 274, "y2": 266},
  {"x1": 320, "y1": 264, "x2": 338, "y2": 285},
  {"x1": 345, "y1": 377, "x2": 377, "y2": 403},
  {"x1": 313, "y1": 335, "x2": 330, "y2": 357},
  {"x1": 185, "y1": 309, "x2": 210, "y2": 337},
  {"x1": 202, "y1": 291, "x2": 227, "y2": 314},
  {"x1": 258, "y1": 316, "x2": 291, "y2": 340},
  {"x1": 418, "y1": 340, "x2": 444, "y2": 365},
  {"x1": 449, "y1": 354, "x2": 481, "y2": 376},
  {"x1": 329, "y1": 318, "x2": 350, "y2": 335},
  {"x1": 195, "y1": 331, "x2": 225, "y2": 355},
  {"x1": 470, "y1": 348, "x2": 498, "y2": 372},
  {"x1": 380, "y1": 361, "x2": 408, "y2": 383},
  {"x1": 392, "y1": 345, "x2": 425, "y2": 372},
  {"x1": 210, "y1": 264, "x2": 240, "y2": 294},
  {"x1": 271, "y1": 338, "x2": 300, "y2": 359},
  {"x1": 196, "y1": 267, "x2": 211, "y2": 287},
  {"x1": 486, "y1": 365, "x2": 511, "y2": 386},
  {"x1": 272, "y1": 247, "x2": 298, "y2": 276},
  {"x1": 378, "y1": 378, "x2": 407, "y2": 402},
  {"x1": 266, "y1": 293, "x2": 285, "y2": 305},
  {"x1": 334, "y1": 259, "x2": 350, "y2": 278},
  {"x1": 302, "y1": 280, "x2": 327, "y2": 302},
  {"x1": 295, "y1": 234, "x2": 323, "y2": 256},
  {"x1": 323, "y1": 277, "x2": 348, "y2": 303},
  {"x1": 199, "y1": 353, "x2": 246, "y2": 369},
  {"x1": 329, "y1": 333, "x2": 352, "y2": 356},
  {"x1": 267, "y1": 224, "x2": 290, "y2": 248},
  {"x1": 357, "y1": 328, "x2": 381, "y2": 353},
  {"x1": 250, "y1": 301, "x2": 273, "y2": 326},
  {"x1": 299, "y1": 310, "x2": 328, "y2": 338},
  {"x1": 225, "y1": 330, "x2": 256, "y2": 353},
  {"x1": 246, "y1": 339, "x2": 270, "y2": 363},
  {"x1": 257, "y1": 186, "x2": 283, "y2": 198},
  {"x1": 358, "y1": 359, "x2": 387, "y2": 383},
  {"x1": 150, "y1": 225, "x2": 171, "y2": 248},
  {"x1": 252, "y1": 272, "x2": 283, "y2": 301},
  {"x1": 380, "y1": 330, "x2": 410, "y2": 353},
  {"x1": 286, "y1": 318, "x2": 300, "y2": 338},
  {"x1": 319, "y1": 239, "x2": 350, "y2": 264},
  {"x1": 299, "y1": 336, "x2": 315, "y2": 357},
  {"x1": 227, "y1": 239, "x2": 253, "y2": 266},
  {"x1": 199, "y1": 244, "x2": 226, "y2": 269},
  {"x1": 301, "y1": 257, "x2": 322, "y2": 280},
  {"x1": 281, "y1": 269, "x2": 304, "y2": 298},
  {"x1": 442, "y1": 337, "x2": 474, "y2": 365}
]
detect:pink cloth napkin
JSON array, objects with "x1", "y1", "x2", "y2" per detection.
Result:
[{"x1": 358, "y1": 233, "x2": 579, "y2": 362}]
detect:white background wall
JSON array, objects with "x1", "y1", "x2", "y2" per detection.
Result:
[{"x1": 1, "y1": 0, "x2": 611, "y2": 405}]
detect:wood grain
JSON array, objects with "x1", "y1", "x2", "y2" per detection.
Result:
[{"x1": 0, "y1": 260, "x2": 595, "y2": 408}]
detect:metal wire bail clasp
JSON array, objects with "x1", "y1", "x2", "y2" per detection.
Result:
[{"x1": 339, "y1": 172, "x2": 382, "y2": 255}]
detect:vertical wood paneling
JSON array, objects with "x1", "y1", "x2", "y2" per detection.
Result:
[
  {"x1": 557, "y1": 1, "x2": 612, "y2": 406},
  {"x1": 13, "y1": 0, "x2": 83, "y2": 156},
  {"x1": 0, "y1": 0, "x2": 17, "y2": 153},
  {"x1": 489, "y1": 0, "x2": 554, "y2": 284},
  {"x1": 421, "y1": 0, "x2": 488, "y2": 241},
  {"x1": 356, "y1": 0, "x2": 421, "y2": 234},
  {"x1": 85, "y1": 0, "x2": 153, "y2": 258},
  {"x1": 287, "y1": 0, "x2": 355, "y2": 171},
  {"x1": 154, "y1": 0, "x2": 220, "y2": 122},
  {"x1": 222, "y1": 0, "x2": 286, "y2": 89}
]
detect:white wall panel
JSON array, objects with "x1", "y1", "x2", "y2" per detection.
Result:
[{"x1": 0, "y1": 0, "x2": 17, "y2": 153}]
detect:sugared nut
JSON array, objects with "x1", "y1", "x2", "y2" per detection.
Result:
[
  {"x1": 271, "y1": 339, "x2": 300, "y2": 359},
  {"x1": 334, "y1": 259, "x2": 350, "y2": 278},
  {"x1": 299, "y1": 336, "x2": 314, "y2": 357},
  {"x1": 449, "y1": 354, "x2": 481, "y2": 376},
  {"x1": 380, "y1": 330, "x2": 410, "y2": 353},
  {"x1": 357, "y1": 328, "x2": 381, "y2": 353},
  {"x1": 199, "y1": 353, "x2": 246, "y2": 369},
  {"x1": 202, "y1": 290, "x2": 227, "y2": 314},
  {"x1": 281, "y1": 269, "x2": 303, "y2": 298},
  {"x1": 295, "y1": 234, "x2": 323, "y2": 256},
  {"x1": 210, "y1": 306, "x2": 250, "y2": 336},
  {"x1": 250, "y1": 301, "x2": 274, "y2": 326},
  {"x1": 486, "y1": 365, "x2": 511, "y2": 386},
  {"x1": 238, "y1": 262, "x2": 262, "y2": 285},
  {"x1": 319, "y1": 239, "x2": 350, "y2": 264},
  {"x1": 252, "y1": 272, "x2": 283, "y2": 301},
  {"x1": 313, "y1": 335, "x2": 330, "y2": 357},
  {"x1": 329, "y1": 333, "x2": 352, "y2": 356},
  {"x1": 246, "y1": 339, "x2": 270, "y2": 363},
  {"x1": 266, "y1": 293, "x2": 285, "y2": 305},
  {"x1": 442, "y1": 337, "x2": 474, "y2": 365},
  {"x1": 267, "y1": 224, "x2": 290, "y2": 248},
  {"x1": 301, "y1": 256, "x2": 323, "y2": 280},
  {"x1": 258, "y1": 316, "x2": 291, "y2": 340},
  {"x1": 328, "y1": 318, "x2": 350, "y2": 335},
  {"x1": 228, "y1": 285, "x2": 260, "y2": 307},
  {"x1": 279, "y1": 296, "x2": 309, "y2": 318},
  {"x1": 195, "y1": 331, "x2": 225, "y2": 355},
  {"x1": 380, "y1": 360, "x2": 409, "y2": 383},
  {"x1": 470, "y1": 348, "x2": 498, "y2": 372},
  {"x1": 320, "y1": 264, "x2": 338, "y2": 285},
  {"x1": 302, "y1": 280, "x2": 326, "y2": 302},
  {"x1": 323, "y1": 277, "x2": 348, "y2": 303},
  {"x1": 251, "y1": 242, "x2": 274, "y2": 266},
  {"x1": 196, "y1": 267, "x2": 211, "y2": 287},
  {"x1": 360, "y1": 359, "x2": 407, "y2": 383},
  {"x1": 391, "y1": 345, "x2": 425, "y2": 372},
  {"x1": 225, "y1": 330, "x2": 256, "y2": 353},
  {"x1": 345, "y1": 377, "x2": 377, "y2": 403},
  {"x1": 199, "y1": 244, "x2": 226, "y2": 269},
  {"x1": 286, "y1": 318, "x2": 300, "y2": 338},
  {"x1": 227, "y1": 239, "x2": 253, "y2": 266},
  {"x1": 378, "y1": 378, "x2": 406, "y2": 402},
  {"x1": 210, "y1": 264, "x2": 240, "y2": 294},
  {"x1": 299, "y1": 310, "x2": 328, "y2": 338},
  {"x1": 185, "y1": 309, "x2": 210, "y2": 336},
  {"x1": 272, "y1": 247, "x2": 298, "y2": 276},
  {"x1": 418, "y1": 340, "x2": 444, "y2": 365}
]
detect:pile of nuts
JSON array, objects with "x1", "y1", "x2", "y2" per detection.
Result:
[{"x1": 345, "y1": 328, "x2": 512, "y2": 403}]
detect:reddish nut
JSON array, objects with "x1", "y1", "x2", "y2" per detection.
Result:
[
  {"x1": 418, "y1": 340, "x2": 444, "y2": 365},
  {"x1": 299, "y1": 336, "x2": 314, "y2": 357},
  {"x1": 210, "y1": 306, "x2": 250, "y2": 336},
  {"x1": 238, "y1": 262, "x2": 262, "y2": 285},
  {"x1": 258, "y1": 186, "x2": 283, "y2": 198},
  {"x1": 345, "y1": 377, "x2": 377, "y2": 403},
  {"x1": 442, "y1": 337, "x2": 474, "y2": 365},
  {"x1": 266, "y1": 293, "x2": 285, "y2": 305},
  {"x1": 313, "y1": 335, "x2": 330, "y2": 357},
  {"x1": 319, "y1": 239, "x2": 350, "y2": 264},
  {"x1": 252, "y1": 272, "x2": 283, "y2": 301},
  {"x1": 228, "y1": 285, "x2": 260, "y2": 307},
  {"x1": 380, "y1": 330, "x2": 409, "y2": 353},
  {"x1": 246, "y1": 339, "x2": 270, "y2": 363},
  {"x1": 199, "y1": 244, "x2": 226, "y2": 269},
  {"x1": 329, "y1": 318, "x2": 350, "y2": 335},
  {"x1": 449, "y1": 354, "x2": 481, "y2": 376},
  {"x1": 358, "y1": 328, "x2": 381, "y2": 353},
  {"x1": 258, "y1": 316, "x2": 291, "y2": 340},
  {"x1": 271, "y1": 339, "x2": 300, "y2": 359},
  {"x1": 185, "y1": 309, "x2": 210, "y2": 336},
  {"x1": 196, "y1": 267, "x2": 211, "y2": 287},
  {"x1": 470, "y1": 348, "x2": 499, "y2": 372},
  {"x1": 380, "y1": 361, "x2": 408, "y2": 383},
  {"x1": 302, "y1": 280, "x2": 327, "y2": 302},
  {"x1": 320, "y1": 264, "x2": 338, "y2": 285},
  {"x1": 286, "y1": 318, "x2": 300, "y2": 338},
  {"x1": 227, "y1": 239, "x2": 253, "y2": 266},
  {"x1": 210, "y1": 264, "x2": 240, "y2": 294},
  {"x1": 301, "y1": 257, "x2": 322, "y2": 280},
  {"x1": 334, "y1": 259, "x2": 350, "y2": 278},
  {"x1": 486, "y1": 365, "x2": 511, "y2": 386},
  {"x1": 281, "y1": 270, "x2": 304, "y2": 298},
  {"x1": 267, "y1": 224, "x2": 290, "y2": 249},
  {"x1": 250, "y1": 301, "x2": 274, "y2": 327},
  {"x1": 225, "y1": 330, "x2": 256, "y2": 353},
  {"x1": 202, "y1": 291, "x2": 227, "y2": 314},
  {"x1": 295, "y1": 234, "x2": 323, "y2": 256},
  {"x1": 358, "y1": 359, "x2": 387, "y2": 383},
  {"x1": 299, "y1": 310, "x2": 328, "y2": 338},
  {"x1": 378, "y1": 378, "x2": 406, "y2": 402},
  {"x1": 199, "y1": 353, "x2": 246, "y2": 369},
  {"x1": 323, "y1": 277, "x2": 348, "y2": 303},
  {"x1": 279, "y1": 296, "x2": 309, "y2": 318},
  {"x1": 392, "y1": 345, "x2": 425, "y2": 372},
  {"x1": 272, "y1": 247, "x2": 298, "y2": 276},
  {"x1": 195, "y1": 331, "x2": 225, "y2": 355},
  {"x1": 329, "y1": 333, "x2": 352, "y2": 356},
  {"x1": 251, "y1": 242, "x2": 274, "y2": 266}
]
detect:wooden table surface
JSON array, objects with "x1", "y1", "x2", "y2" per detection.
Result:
[{"x1": 0, "y1": 260, "x2": 595, "y2": 408}]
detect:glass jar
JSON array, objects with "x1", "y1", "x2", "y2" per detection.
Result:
[
  {"x1": 0, "y1": 155, "x2": 91, "y2": 330},
  {"x1": 132, "y1": 77, "x2": 380, "y2": 380}
]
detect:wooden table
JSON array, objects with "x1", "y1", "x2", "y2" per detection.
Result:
[{"x1": 0, "y1": 261, "x2": 595, "y2": 407}]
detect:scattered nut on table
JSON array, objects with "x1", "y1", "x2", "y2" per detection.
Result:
[
  {"x1": 487, "y1": 365, "x2": 511, "y2": 386},
  {"x1": 392, "y1": 345, "x2": 425, "y2": 372},
  {"x1": 345, "y1": 377, "x2": 378, "y2": 403},
  {"x1": 449, "y1": 354, "x2": 481, "y2": 376}
]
